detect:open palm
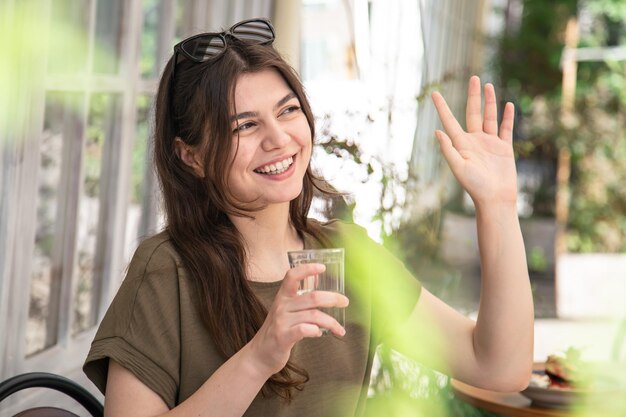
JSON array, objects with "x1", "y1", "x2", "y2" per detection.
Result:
[{"x1": 432, "y1": 76, "x2": 517, "y2": 207}]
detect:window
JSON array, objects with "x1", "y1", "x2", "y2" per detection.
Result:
[{"x1": 0, "y1": 0, "x2": 273, "y2": 383}]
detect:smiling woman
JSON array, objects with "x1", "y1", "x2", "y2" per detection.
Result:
[
  {"x1": 82, "y1": 16, "x2": 533, "y2": 417},
  {"x1": 224, "y1": 71, "x2": 312, "y2": 206}
]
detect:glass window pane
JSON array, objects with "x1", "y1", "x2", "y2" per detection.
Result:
[
  {"x1": 125, "y1": 95, "x2": 151, "y2": 258},
  {"x1": 93, "y1": 0, "x2": 125, "y2": 74},
  {"x1": 301, "y1": 0, "x2": 355, "y2": 82},
  {"x1": 175, "y1": 0, "x2": 189, "y2": 41},
  {"x1": 27, "y1": 92, "x2": 84, "y2": 356},
  {"x1": 132, "y1": 96, "x2": 151, "y2": 209},
  {"x1": 47, "y1": 0, "x2": 90, "y2": 75},
  {"x1": 73, "y1": 93, "x2": 121, "y2": 334},
  {"x1": 140, "y1": 0, "x2": 160, "y2": 78}
]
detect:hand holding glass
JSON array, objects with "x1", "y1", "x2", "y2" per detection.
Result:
[{"x1": 287, "y1": 248, "x2": 345, "y2": 335}]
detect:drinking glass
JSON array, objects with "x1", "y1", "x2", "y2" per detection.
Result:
[{"x1": 287, "y1": 248, "x2": 345, "y2": 334}]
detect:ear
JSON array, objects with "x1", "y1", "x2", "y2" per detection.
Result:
[{"x1": 174, "y1": 138, "x2": 205, "y2": 178}]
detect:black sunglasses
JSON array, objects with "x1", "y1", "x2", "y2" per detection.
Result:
[{"x1": 169, "y1": 18, "x2": 275, "y2": 133}]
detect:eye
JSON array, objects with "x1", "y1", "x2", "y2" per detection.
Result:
[
  {"x1": 280, "y1": 105, "x2": 301, "y2": 117},
  {"x1": 233, "y1": 121, "x2": 256, "y2": 134}
]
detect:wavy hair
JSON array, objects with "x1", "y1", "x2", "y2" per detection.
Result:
[{"x1": 154, "y1": 38, "x2": 333, "y2": 401}]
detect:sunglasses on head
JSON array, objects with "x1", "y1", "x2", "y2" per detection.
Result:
[{"x1": 169, "y1": 18, "x2": 275, "y2": 133}]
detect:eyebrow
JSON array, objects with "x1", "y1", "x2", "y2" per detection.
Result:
[{"x1": 230, "y1": 92, "x2": 298, "y2": 122}]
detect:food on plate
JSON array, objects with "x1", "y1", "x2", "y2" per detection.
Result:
[
  {"x1": 527, "y1": 371, "x2": 551, "y2": 389},
  {"x1": 524, "y1": 346, "x2": 626, "y2": 410},
  {"x1": 529, "y1": 347, "x2": 586, "y2": 390},
  {"x1": 544, "y1": 347, "x2": 586, "y2": 389}
]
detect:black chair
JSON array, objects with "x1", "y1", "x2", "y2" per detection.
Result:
[{"x1": 0, "y1": 372, "x2": 103, "y2": 417}]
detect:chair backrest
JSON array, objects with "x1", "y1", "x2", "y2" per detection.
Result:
[
  {"x1": 0, "y1": 372, "x2": 103, "y2": 417},
  {"x1": 14, "y1": 406, "x2": 80, "y2": 417}
]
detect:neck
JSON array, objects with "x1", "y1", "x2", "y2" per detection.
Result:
[{"x1": 229, "y1": 202, "x2": 304, "y2": 282}]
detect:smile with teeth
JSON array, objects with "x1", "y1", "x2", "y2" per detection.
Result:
[{"x1": 254, "y1": 156, "x2": 294, "y2": 175}]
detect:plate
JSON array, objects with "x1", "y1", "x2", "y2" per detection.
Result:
[
  {"x1": 521, "y1": 387, "x2": 580, "y2": 409},
  {"x1": 521, "y1": 369, "x2": 585, "y2": 408},
  {"x1": 520, "y1": 369, "x2": 625, "y2": 409}
]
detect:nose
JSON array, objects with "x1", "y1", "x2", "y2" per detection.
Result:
[{"x1": 261, "y1": 118, "x2": 291, "y2": 151}]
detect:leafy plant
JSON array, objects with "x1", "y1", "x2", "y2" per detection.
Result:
[
  {"x1": 366, "y1": 346, "x2": 499, "y2": 417},
  {"x1": 314, "y1": 82, "x2": 490, "y2": 414},
  {"x1": 494, "y1": 0, "x2": 626, "y2": 253},
  {"x1": 528, "y1": 246, "x2": 549, "y2": 272},
  {"x1": 565, "y1": 71, "x2": 626, "y2": 252}
]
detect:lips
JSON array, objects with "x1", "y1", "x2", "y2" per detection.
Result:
[{"x1": 254, "y1": 155, "x2": 294, "y2": 175}]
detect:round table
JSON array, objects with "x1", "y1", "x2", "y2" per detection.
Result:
[{"x1": 451, "y1": 379, "x2": 572, "y2": 417}]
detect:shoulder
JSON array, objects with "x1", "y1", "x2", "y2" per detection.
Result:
[
  {"x1": 85, "y1": 231, "x2": 185, "y2": 405},
  {"x1": 109, "y1": 231, "x2": 184, "y2": 312},
  {"x1": 127, "y1": 230, "x2": 182, "y2": 279}
]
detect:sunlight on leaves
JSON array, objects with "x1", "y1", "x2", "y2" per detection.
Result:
[
  {"x1": 335, "y1": 225, "x2": 456, "y2": 416},
  {"x1": 0, "y1": 1, "x2": 108, "y2": 143}
]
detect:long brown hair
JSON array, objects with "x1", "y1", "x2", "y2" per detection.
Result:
[{"x1": 154, "y1": 38, "x2": 332, "y2": 400}]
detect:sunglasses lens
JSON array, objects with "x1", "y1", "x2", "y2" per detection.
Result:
[
  {"x1": 231, "y1": 20, "x2": 274, "y2": 44},
  {"x1": 181, "y1": 35, "x2": 226, "y2": 61}
]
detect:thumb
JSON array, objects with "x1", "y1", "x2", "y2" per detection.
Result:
[{"x1": 435, "y1": 129, "x2": 464, "y2": 175}]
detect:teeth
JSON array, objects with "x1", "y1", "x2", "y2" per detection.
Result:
[{"x1": 255, "y1": 157, "x2": 293, "y2": 175}]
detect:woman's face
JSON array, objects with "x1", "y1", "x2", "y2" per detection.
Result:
[{"x1": 226, "y1": 69, "x2": 312, "y2": 208}]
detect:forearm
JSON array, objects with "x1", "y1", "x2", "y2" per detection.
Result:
[
  {"x1": 105, "y1": 343, "x2": 270, "y2": 417},
  {"x1": 164, "y1": 344, "x2": 269, "y2": 417},
  {"x1": 473, "y1": 202, "x2": 534, "y2": 387}
]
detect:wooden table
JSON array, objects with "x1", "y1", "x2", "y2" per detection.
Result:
[{"x1": 451, "y1": 379, "x2": 573, "y2": 417}]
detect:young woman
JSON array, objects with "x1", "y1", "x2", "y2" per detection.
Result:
[{"x1": 84, "y1": 18, "x2": 534, "y2": 417}]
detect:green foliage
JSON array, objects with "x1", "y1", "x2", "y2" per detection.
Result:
[
  {"x1": 84, "y1": 94, "x2": 111, "y2": 198},
  {"x1": 585, "y1": 0, "x2": 626, "y2": 46},
  {"x1": 316, "y1": 93, "x2": 489, "y2": 416},
  {"x1": 492, "y1": 2, "x2": 578, "y2": 220},
  {"x1": 565, "y1": 69, "x2": 626, "y2": 252},
  {"x1": 0, "y1": 1, "x2": 93, "y2": 140},
  {"x1": 140, "y1": 0, "x2": 160, "y2": 78},
  {"x1": 314, "y1": 111, "x2": 404, "y2": 232},
  {"x1": 366, "y1": 347, "x2": 499, "y2": 417},
  {"x1": 495, "y1": 0, "x2": 577, "y2": 100},
  {"x1": 564, "y1": 0, "x2": 626, "y2": 253},
  {"x1": 132, "y1": 96, "x2": 152, "y2": 205},
  {"x1": 528, "y1": 246, "x2": 549, "y2": 272},
  {"x1": 496, "y1": 0, "x2": 626, "y2": 253}
]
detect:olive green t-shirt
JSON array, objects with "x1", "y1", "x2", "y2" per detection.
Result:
[{"x1": 83, "y1": 219, "x2": 421, "y2": 416}]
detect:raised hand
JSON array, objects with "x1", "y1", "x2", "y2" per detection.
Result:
[
  {"x1": 431, "y1": 76, "x2": 517, "y2": 208},
  {"x1": 249, "y1": 264, "x2": 348, "y2": 376}
]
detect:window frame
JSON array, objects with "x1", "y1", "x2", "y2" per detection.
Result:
[
  {"x1": 0, "y1": 0, "x2": 276, "y2": 388},
  {"x1": 1, "y1": 0, "x2": 151, "y2": 382}
]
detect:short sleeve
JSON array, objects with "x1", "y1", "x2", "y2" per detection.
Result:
[
  {"x1": 83, "y1": 235, "x2": 182, "y2": 409},
  {"x1": 322, "y1": 220, "x2": 422, "y2": 343}
]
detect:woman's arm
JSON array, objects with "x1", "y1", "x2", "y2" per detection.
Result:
[
  {"x1": 104, "y1": 263, "x2": 348, "y2": 416},
  {"x1": 104, "y1": 344, "x2": 267, "y2": 417},
  {"x1": 402, "y1": 209, "x2": 533, "y2": 392},
  {"x1": 390, "y1": 76, "x2": 533, "y2": 391}
]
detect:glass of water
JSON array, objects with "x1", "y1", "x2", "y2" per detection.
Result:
[{"x1": 287, "y1": 248, "x2": 345, "y2": 335}]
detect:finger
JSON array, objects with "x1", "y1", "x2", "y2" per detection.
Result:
[
  {"x1": 499, "y1": 102, "x2": 515, "y2": 143},
  {"x1": 431, "y1": 91, "x2": 465, "y2": 142},
  {"x1": 435, "y1": 129, "x2": 464, "y2": 174},
  {"x1": 465, "y1": 75, "x2": 483, "y2": 133},
  {"x1": 290, "y1": 310, "x2": 346, "y2": 337},
  {"x1": 287, "y1": 291, "x2": 349, "y2": 312},
  {"x1": 289, "y1": 323, "x2": 325, "y2": 340},
  {"x1": 482, "y1": 83, "x2": 498, "y2": 135},
  {"x1": 281, "y1": 264, "x2": 325, "y2": 296}
]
